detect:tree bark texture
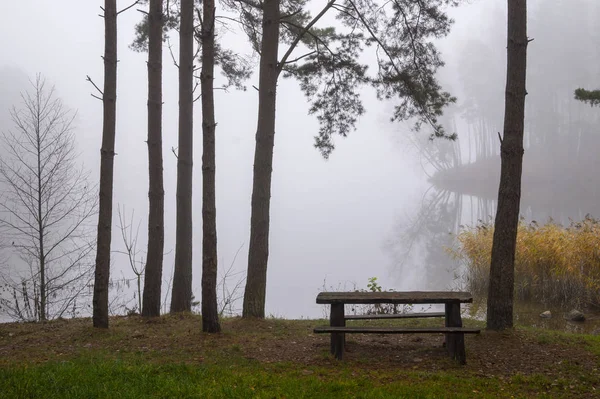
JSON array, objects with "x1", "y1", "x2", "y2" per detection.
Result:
[
  {"x1": 242, "y1": 0, "x2": 281, "y2": 318},
  {"x1": 142, "y1": 0, "x2": 164, "y2": 318},
  {"x1": 93, "y1": 0, "x2": 118, "y2": 328},
  {"x1": 171, "y1": 0, "x2": 194, "y2": 313},
  {"x1": 200, "y1": 0, "x2": 221, "y2": 332},
  {"x1": 487, "y1": 0, "x2": 528, "y2": 331}
]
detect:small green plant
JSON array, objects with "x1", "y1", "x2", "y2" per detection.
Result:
[
  {"x1": 317, "y1": 277, "x2": 413, "y2": 316},
  {"x1": 359, "y1": 277, "x2": 412, "y2": 315},
  {"x1": 367, "y1": 277, "x2": 383, "y2": 292}
]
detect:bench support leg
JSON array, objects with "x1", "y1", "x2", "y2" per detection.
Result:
[
  {"x1": 330, "y1": 303, "x2": 345, "y2": 360},
  {"x1": 445, "y1": 302, "x2": 466, "y2": 365}
]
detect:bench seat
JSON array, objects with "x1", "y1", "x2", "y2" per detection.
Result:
[
  {"x1": 314, "y1": 326, "x2": 481, "y2": 334},
  {"x1": 345, "y1": 312, "x2": 445, "y2": 320}
]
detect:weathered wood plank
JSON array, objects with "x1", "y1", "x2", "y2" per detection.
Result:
[
  {"x1": 345, "y1": 312, "x2": 445, "y2": 320},
  {"x1": 330, "y1": 303, "x2": 345, "y2": 360},
  {"x1": 316, "y1": 291, "x2": 473, "y2": 305},
  {"x1": 445, "y1": 302, "x2": 466, "y2": 364},
  {"x1": 314, "y1": 326, "x2": 481, "y2": 334}
]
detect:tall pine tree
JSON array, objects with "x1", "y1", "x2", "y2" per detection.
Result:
[{"x1": 487, "y1": 0, "x2": 529, "y2": 331}]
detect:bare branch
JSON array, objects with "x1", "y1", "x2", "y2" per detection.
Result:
[
  {"x1": 86, "y1": 75, "x2": 104, "y2": 99},
  {"x1": 116, "y1": 205, "x2": 145, "y2": 312},
  {"x1": 118, "y1": 0, "x2": 142, "y2": 15},
  {"x1": 166, "y1": 37, "x2": 180, "y2": 68}
]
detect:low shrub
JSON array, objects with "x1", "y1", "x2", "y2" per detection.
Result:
[{"x1": 450, "y1": 216, "x2": 600, "y2": 308}]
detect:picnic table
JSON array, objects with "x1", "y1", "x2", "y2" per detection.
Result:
[{"x1": 314, "y1": 291, "x2": 480, "y2": 364}]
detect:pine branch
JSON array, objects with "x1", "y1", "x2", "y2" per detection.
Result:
[
  {"x1": 278, "y1": 0, "x2": 337, "y2": 73},
  {"x1": 574, "y1": 88, "x2": 600, "y2": 107},
  {"x1": 118, "y1": 0, "x2": 142, "y2": 15}
]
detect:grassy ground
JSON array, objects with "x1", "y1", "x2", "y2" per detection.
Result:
[{"x1": 1, "y1": 315, "x2": 599, "y2": 398}]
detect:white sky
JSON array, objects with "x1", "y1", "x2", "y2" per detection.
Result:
[{"x1": 0, "y1": 0, "x2": 545, "y2": 318}]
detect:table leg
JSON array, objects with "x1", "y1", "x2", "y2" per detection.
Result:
[
  {"x1": 445, "y1": 302, "x2": 466, "y2": 364},
  {"x1": 330, "y1": 303, "x2": 345, "y2": 360}
]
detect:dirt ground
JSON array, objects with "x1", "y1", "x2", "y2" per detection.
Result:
[{"x1": 0, "y1": 315, "x2": 598, "y2": 380}]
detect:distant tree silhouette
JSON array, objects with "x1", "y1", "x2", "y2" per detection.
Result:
[{"x1": 0, "y1": 75, "x2": 97, "y2": 322}]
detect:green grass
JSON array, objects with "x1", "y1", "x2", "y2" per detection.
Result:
[
  {"x1": 520, "y1": 325, "x2": 600, "y2": 357},
  {"x1": 1, "y1": 316, "x2": 599, "y2": 398},
  {"x1": 0, "y1": 354, "x2": 583, "y2": 399},
  {"x1": 1, "y1": 346, "x2": 598, "y2": 399}
]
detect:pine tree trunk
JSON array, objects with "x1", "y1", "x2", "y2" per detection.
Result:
[
  {"x1": 200, "y1": 0, "x2": 221, "y2": 332},
  {"x1": 171, "y1": 0, "x2": 194, "y2": 313},
  {"x1": 93, "y1": 0, "x2": 118, "y2": 328},
  {"x1": 486, "y1": 0, "x2": 528, "y2": 331},
  {"x1": 243, "y1": 0, "x2": 280, "y2": 319},
  {"x1": 142, "y1": 0, "x2": 164, "y2": 317}
]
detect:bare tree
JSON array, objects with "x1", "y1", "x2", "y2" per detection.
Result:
[
  {"x1": 0, "y1": 75, "x2": 97, "y2": 322},
  {"x1": 487, "y1": 0, "x2": 529, "y2": 331},
  {"x1": 116, "y1": 205, "x2": 145, "y2": 313},
  {"x1": 217, "y1": 243, "x2": 246, "y2": 318}
]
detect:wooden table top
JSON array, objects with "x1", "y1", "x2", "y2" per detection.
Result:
[{"x1": 316, "y1": 291, "x2": 473, "y2": 305}]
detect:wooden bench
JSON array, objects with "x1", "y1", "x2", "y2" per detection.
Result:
[
  {"x1": 314, "y1": 291, "x2": 481, "y2": 364},
  {"x1": 345, "y1": 312, "x2": 445, "y2": 320}
]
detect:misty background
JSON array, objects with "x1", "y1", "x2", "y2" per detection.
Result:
[{"x1": 1, "y1": 0, "x2": 598, "y2": 319}]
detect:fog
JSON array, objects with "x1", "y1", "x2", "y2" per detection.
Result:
[{"x1": 1, "y1": 0, "x2": 599, "y2": 320}]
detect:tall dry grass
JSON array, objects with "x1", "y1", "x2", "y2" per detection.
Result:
[{"x1": 450, "y1": 216, "x2": 600, "y2": 308}]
